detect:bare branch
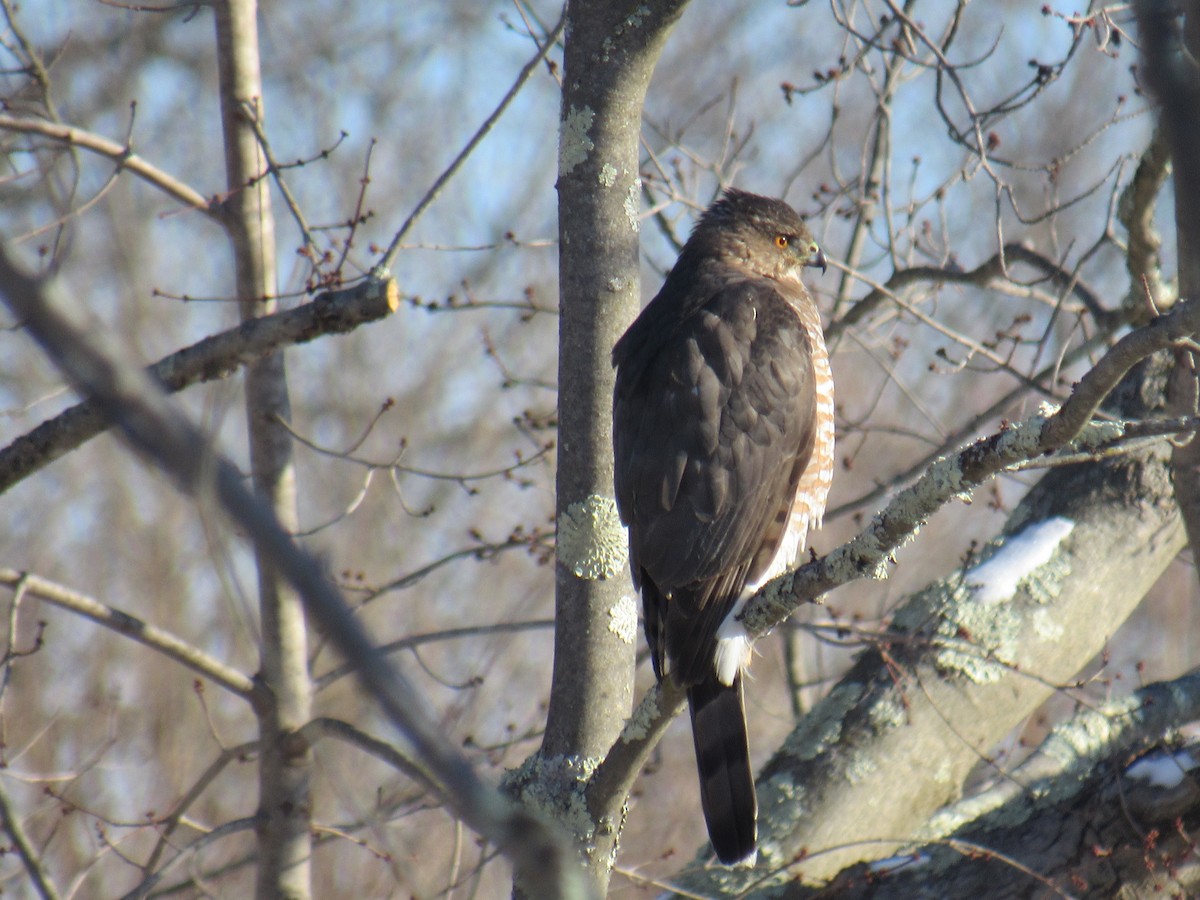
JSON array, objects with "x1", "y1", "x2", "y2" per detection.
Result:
[
  {"x1": 0, "y1": 114, "x2": 218, "y2": 218},
  {"x1": 0, "y1": 777, "x2": 61, "y2": 900},
  {"x1": 0, "y1": 567, "x2": 258, "y2": 700},
  {"x1": 0, "y1": 276, "x2": 399, "y2": 496},
  {"x1": 828, "y1": 241, "x2": 1118, "y2": 342},
  {"x1": 373, "y1": 10, "x2": 566, "y2": 274},
  {"x1": 752, "y1": 294, "x2": 1200, "y2": 634},
  {"x1": 120, "y1": 817, "x2": 259, "y2": 900}
]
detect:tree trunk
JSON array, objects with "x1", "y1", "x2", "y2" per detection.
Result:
[
  {"x1": 536, "y1": 0, "x2": 689, "y2": 893},
  {"x1": 213, "y1": 2, "x2": 313, "y2": 897}
]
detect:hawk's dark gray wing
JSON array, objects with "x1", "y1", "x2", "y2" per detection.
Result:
[{"x1": 612, "y1": 277, "x2": 817, "y2": 685}]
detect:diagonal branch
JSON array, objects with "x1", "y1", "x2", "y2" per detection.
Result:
[
  {"x1": 373, "y1": 10, "x2": 565, "y2": 274},
  {"x1": 0, "y1": 568, "x2": 259, "y2": 700},
  {"x1": 827, "y1": 241, "x2": 1117, "y2": 342},
  {"x1": 0, "y1": 777, "x2": 61, "y2": 900},
  {"x1": 0, "y1": 114, "x2": 218, "y2": 218},
  {"x1": 750, "y1": 293, "x2": 1200, "y2": 636},
  {"x1": 0, "y1": 276, "x2": 398, "y2": 496}
]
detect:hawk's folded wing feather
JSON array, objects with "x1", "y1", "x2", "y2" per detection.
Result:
[{"x1": 613, "y1": 278, "x2": 817, "y2": 683}]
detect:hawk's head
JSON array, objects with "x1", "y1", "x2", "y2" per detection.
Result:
[{"x1": 693, "y1": 189, "x2": 826, "y2": 285}]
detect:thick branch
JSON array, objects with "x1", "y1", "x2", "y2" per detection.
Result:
[
  {"x1": 213, "y1": 0, "x2": 311, "y2": 891},
  {"x1": 590, "y1": 299, "x2": 1200, "y2": 881},
  {"x1": 750, "y1": 296, "x2": 1200, "y2": 637},
  {"x1": 0, "y1": 277, "x2": 398, "y2": 496},
  {"x1": 535, "y1": 2, "x2": 690, "y2": 895},
  {"x1": 673, "y1": 405, "x2": 1183, "y2": 893},
  {"x1": 810, "y1": 674, "x2": 1200, "y2": 897},
  {"x1": 1138, "y1": 0, "x2": 1200, "y2": 627}
]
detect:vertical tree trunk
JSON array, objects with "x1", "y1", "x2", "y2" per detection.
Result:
[
  {"x1": 213, "y1": 2, "x2": 312, "y2": 897},
  {"x1": 540, "y1": 0, "x2": 688, "y2": 891}
]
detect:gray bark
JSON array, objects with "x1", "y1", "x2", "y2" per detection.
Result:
[
  {"x1": 212, "y1": 1, "x2": 313, "y2": 896},
  {"x1": 793, "y1": 675, "x2": 1200, "y2": 899},
  {"x1": 1157, "y1": 0, "x2": 1200, "y2": 611},
  {"x1": 529, "y1": 1, "x2": 690, "y2": 893},
  {"x1": 0, "y1": 278, "x2": 397, "y2": 497}
]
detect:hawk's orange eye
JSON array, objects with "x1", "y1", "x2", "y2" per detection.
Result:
[{"x1": 774, "y1": 234, "x2": 789, "y2": 249}]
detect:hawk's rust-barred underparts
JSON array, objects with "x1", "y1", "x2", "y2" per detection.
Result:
[{"x1": 613, "y1": 189, "x2": 832, "y2": 865}]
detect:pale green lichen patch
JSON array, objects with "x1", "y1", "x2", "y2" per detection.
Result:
[
  {"x1": 506, "y1": 753, "x2": 601, "y2": 845},
  {"x1": 608, "y1": 593, "x2": 638, "y2": 643},
  {"x1": 919, "y1": 789, "x2": 1006, "y2": 841},
  {"x1": 937, "y1": 517, "x2": 1075, "y2": 680},
  {"x1": 924, "y1": 453, "x2": 972, "y2": 502},
  {"x1": 558, "y1": 494, "x2": 627, "y2": 579},
  {"x1": 1040, "y1": 693, "x2": 1138, "y2": 768},
  {"x1": 934, "y1": 583, "x2": 1018, "y2": 683},
  {"x1": 1021, "y1": 546, "x2": 1073, "y2": 607},
  {"x1": 995, "y1": 410, "x2": 1049, "y2": 461},
  {"x1": 868, "y1": 693, "x2": 909, "y2": 731},
  {"x1": 619, "y1": 691, "x2": 661, "y2": 743},
  {"x1": 826, "y1": 525, "x2": 895, "y2": 584},
  {"x1": 932, "y1": 758, "x2": 955, "y2": 786},
  {"x1": 624, "y1": 177, "x2": 641, "y2": 232},
  {"x1": 756, "y1": 776, "x2": 808, "y2": 868},
  {"x1": 559, "y1": 105, "x2": 595, "y2": 175},
  {"x1": 1073, "y1": 418, "x2": 1126, "y2": 451},
  {"x1": 600, "y1": 5, "x2": 653, "y2": 61},
  {"x1": 598, "y1": 163, "x2": 617, "y2": 187},
  {"x1": 785, "y1": 681, "x2": 865, "y2": 761},
  {"x1": 915, "y1": 696, "x2": 1131, "y2": 842},
  {"x1": 1031, "y1": 606, "x2": 1064, "y2": 641},
  {"x1": 843, "y1": 745, "x2": 879, "y2": 785}
]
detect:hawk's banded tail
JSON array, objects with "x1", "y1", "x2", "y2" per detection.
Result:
[{"x1": 687, "y1": 671, "x2": 757, "y2": 865}]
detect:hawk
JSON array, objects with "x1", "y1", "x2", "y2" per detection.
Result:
[{"x1": 612, "y1": 189, "x2": 832, "y2": 865}]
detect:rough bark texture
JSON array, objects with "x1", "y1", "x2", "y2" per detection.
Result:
[
  {"x1": 797, "y1": 669, "x2": 1200, "y2": 899},
  {"x1": 670, "y1": 360, "x2": 1186, "y2": 896},
  {"x1": 213, "y1": 1, "x2": 313, "y2": 897},
  {"x1": 808, "y1": 754, "x2": 1200, "y2": 898},
  {"x1": 536, "y1": 0, "x2": 690, "y2": 893}
]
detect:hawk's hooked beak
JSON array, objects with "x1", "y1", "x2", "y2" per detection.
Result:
[{"x1": 807, "y1": 247, "x2": 828, "y2": 275}]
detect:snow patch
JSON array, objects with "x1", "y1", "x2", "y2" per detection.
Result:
[
  {"x1": 1126, "y1": 749, "x2": 1200, "y2": 789},
  {"x1": 965, "y1": 517, "x2": 1074, "y2": 604}
]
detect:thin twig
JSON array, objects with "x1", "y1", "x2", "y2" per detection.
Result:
[
  {"x1": 373, "y1": 10, "x2": 565, "y2": 273},
  {"x1": 0, "y1": 248, "x2": 593, "y2": 900},
  {"x1": 0, "y1": 778, "x2": 61, "y2": 900}
]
